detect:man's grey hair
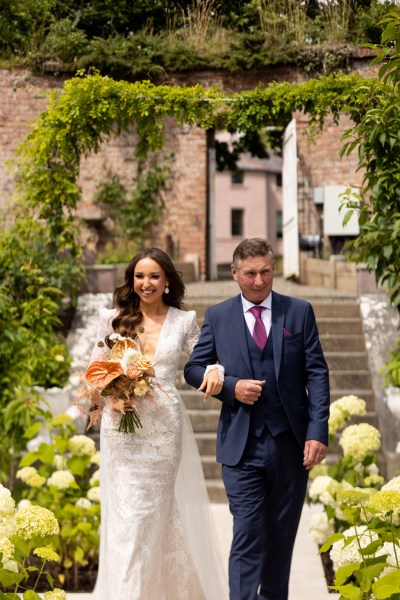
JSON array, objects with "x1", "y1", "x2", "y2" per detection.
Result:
[{"x1": 232, "y1": 238, "x2": 275, "y2": 269}]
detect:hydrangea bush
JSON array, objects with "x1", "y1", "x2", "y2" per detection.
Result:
[
  {"x1": 13, "y1": 414, "x2": 100, "y2": 592},
  {"x1": 308, "y1": 395, "x2": 400, "y2": 598},
  {"x1": 0, "y1": 483, "x2": 66, "y2": 599}
]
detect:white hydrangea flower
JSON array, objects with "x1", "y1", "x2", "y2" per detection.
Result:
[
  {"x1": 308, "y1": 476, "x2": 339, "y2": 505},
  {"x1": 76, "y1": 498, "x2": 92, "y2": 510},
  {"x1": 0, "y1": 514, "x2": 16, "y2": 539},
  {"x1": 0, "y1": 484, "x2": 15, "y2": 517},
  {"x1": 89, "y1": 470, "x2": 100, "y2": 487},
  {"x1": 16, "y1": 505, "x2": 59, "y2": 540},
  {"x1": 309, "y1": 511, "x2": 335, "y2": 545},
  {"x1": 109, "y1": 333, "x2": 126, "y2": 342},
  {"x1": 16, "y1": 466, "x2": 46, "y2": 488},
  {"x1": 330, "y1": 525, "x2": 378, "y2": 571},
  {"x1": 366, "y1": 463, "x2": 379, "y2": 476},
  {"x1": 47, "y1": 470, "x2": 76, "y2": 489},
  {"x1": 339, "y1": 423, "x2": 381, "y2": 462},
  {"x1": 90, "y1": 450, "x2": 101, "y2": 466},
  {"x1": 53, "y1": 454, "x2": 67, "y2": 470},
  {"x1": 335, "y1": 395, "x2": 366, "y2": 416},
  {"x1": 328, "y1": 395, "x2": 366, "y2": 436},
  {"x1": 381, "y1": 476, "x2": 400, "y2": 492},
  {"x1": 87, "y1": 487, "x2": 101, "y2": 503},
  {"x1": 68, "y1": 435, "x2": 96, "y2": 457},
  {"x1": 376, "y1": 542, "x2": 400, "y2": 577},
  {"x1": 0, "y1": 538, "x2": 14, "y2": 564},
  {"x1": 17, "y1": 499, "x2": 32, "y2": 510},
  {"x1": 43, "y1": 589, "x2": 67, "y2": 599}
]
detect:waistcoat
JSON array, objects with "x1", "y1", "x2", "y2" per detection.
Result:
[{"x1": 244, "y1": 324, "x2": 290, "y2": 437}]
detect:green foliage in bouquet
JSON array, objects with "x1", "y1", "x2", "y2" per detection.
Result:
[{"x1": 13, "y1": 414, "x2": 100, "y2": 592}]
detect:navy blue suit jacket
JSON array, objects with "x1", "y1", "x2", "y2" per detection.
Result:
[{"x1": 184, "y1": 291, "x2": 330, "y2": 466}]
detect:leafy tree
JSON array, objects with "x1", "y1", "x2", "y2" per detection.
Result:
[{"x1": 341, "y1": 11, "x2": 400, "y2": 310}]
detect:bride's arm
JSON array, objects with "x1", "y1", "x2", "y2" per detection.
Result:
[{"x1": 88, "y1": 308, "x2": 114, "y2": 364}]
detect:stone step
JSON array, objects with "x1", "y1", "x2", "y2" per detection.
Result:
[
  {"x1": 317, "y1": 318, "x2": 363, "y2": 335},
  {"x1": 320, "y1": 335, "x2": 366, "y2": 352},
  {"x1": 180, "y1": 350, "x2": 369, "y2": 372},
  {"x1": 187, "y1": 300, "x2": 362, "y2": 319},
  {"x1": 330, "y1": 389, "x2": 375, "y2": 410},
  {"x1": 206, "y1": 479, "x2": 228, "y2": 503},
  {"x1": 188, "y1": 409, "x2": 220, "y2": 432},
  {"x1": 324, "y1": 352, "x2": 369, "y2": 371},
  {"x1": 329, "y1": 369, "x2": 372, "y2": 389},
  {"x1": 181, "y1": 390, "x2": 221, "y2": 410},
  {"x1": 195, "y1": 432, "x2": 217, "y2": 455},
  {"x1": 202, "y1": 455, "x2": 223, "y2": 479}
]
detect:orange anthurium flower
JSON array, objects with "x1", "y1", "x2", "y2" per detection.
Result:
[{"x1": 86, "y1": 361, "x2": 123, "y2": 388}]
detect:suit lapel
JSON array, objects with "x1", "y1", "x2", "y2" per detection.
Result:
[
  {"x1": 230, "y1": 295, "x2": 253, "y2": 375},
  {"x1": 271, "y1": 291, "x2": 284, "y2": 378}
]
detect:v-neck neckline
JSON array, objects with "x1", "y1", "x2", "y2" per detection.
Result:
[{"x1": 140, "y1": 305, "x2": 171, "y2": 362}]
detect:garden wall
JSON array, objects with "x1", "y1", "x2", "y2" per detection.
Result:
[{"x1": 299, "y1": 254, "x2": 379, "y2": 294}]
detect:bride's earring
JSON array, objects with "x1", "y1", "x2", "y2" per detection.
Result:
[{"x1": 164, "y1": 283, "x2": 170, "y2": 294}]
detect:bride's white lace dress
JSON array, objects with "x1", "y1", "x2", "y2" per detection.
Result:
[{"x1": 90, "y1": 306, "x2": 227, "y2": 600}]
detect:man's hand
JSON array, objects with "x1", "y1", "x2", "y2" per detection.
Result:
[
  {"x1": 234, "y1": 379, "x2": 266, "y2": 405},
  {"x1": 198, "y1": 369, "x2": 223, "y2": 401},
  {"x1": 303, "y1": 440, "x2": 328, "y2": 469}
]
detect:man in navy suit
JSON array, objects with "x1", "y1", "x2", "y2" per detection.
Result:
[{"x1": 184, "y1": 238, "x2": 330, "y2": 600}]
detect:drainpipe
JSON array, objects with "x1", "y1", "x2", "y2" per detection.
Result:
[{"x1": 206, "y1": 128, "x2": 217, "y2": 281}]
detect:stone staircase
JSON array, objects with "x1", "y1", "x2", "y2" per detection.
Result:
[{"x1": 180, "y1": 296, "x2": 377, "y2": 502}]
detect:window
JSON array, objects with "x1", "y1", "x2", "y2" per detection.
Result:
[
  {"x1": 231, "y1": 209, "x2": 244, "y2": 236},
  {"x1": 231, "y1": 170, "x2": 244, "y2": 184},
  {"x1": 276, "y1": 210, "x2": 283, "y2": 239},
  {"x1": 276, "y1": 173, "x2": 282, "y2": 187}
]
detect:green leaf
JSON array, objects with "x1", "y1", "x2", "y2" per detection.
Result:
[
  {"x1": 335, "y1": 563, "x2": 362, "y2": 586},
  {"x1": 23, "y1": 591, "x2": 42, "y2": 600},
  {"x1": 333, "y1": 582, "x2": 363, "y2": 599},
  {"x1": 23, "y1": 422, "x2": 43, "y2": 439},
  {"x1": 372, "y1": 569, "x2": 400, "y2": 599}
]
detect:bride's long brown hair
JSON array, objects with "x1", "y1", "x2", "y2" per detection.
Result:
[{"x1": 109, "y1": 247, "x2": 185, "y2": 342}]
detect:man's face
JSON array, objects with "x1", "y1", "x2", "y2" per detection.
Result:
[{"x1": 231, "y1": 254, "x2": 274, "y2": 304}]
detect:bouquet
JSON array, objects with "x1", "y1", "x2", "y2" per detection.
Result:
[{"x1": 76, "y1": 334, "x2": 156, "y2": 433}]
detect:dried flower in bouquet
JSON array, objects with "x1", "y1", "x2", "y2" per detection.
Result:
[{"x1": 75, "y1": 334, "x2": 157, "y2": 433}]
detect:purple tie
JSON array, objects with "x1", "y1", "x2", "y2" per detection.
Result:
[{"x1": 250, "y1": 306, "x2": 267, "y2": 350}]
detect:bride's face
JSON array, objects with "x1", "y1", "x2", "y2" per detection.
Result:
[{"x1": 133, "y1": 257, "x2": 168, "y2": 306}]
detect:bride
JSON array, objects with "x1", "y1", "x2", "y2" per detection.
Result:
[{"x1": 88, "y1": 247, "x2": 228, "y2": 600}]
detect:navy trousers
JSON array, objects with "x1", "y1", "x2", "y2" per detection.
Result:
[{"x1": 222, "y1": 429, "x2": 309, "y2": 600}]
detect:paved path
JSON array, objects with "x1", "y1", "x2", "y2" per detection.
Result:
[{"x1": 64, "y1": 503, "x2": 338, "y2": 600}]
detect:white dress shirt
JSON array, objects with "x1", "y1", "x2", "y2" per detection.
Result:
[{"x1": 241, "y1": 293, "x2": 272, "y2": 338}]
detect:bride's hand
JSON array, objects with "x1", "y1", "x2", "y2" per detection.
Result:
[{"x1": 198, "y1": 369, "x2": 223, "y2": 401}]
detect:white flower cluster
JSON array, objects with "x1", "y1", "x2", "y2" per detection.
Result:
[
  {"x1": 339, "y1": 423, "x2": 381, "y2": 462},
  {"x1": 16, "y1": 466, "x2": 46, "y2": 488},
  {"x1": 47, "y1": 470, "x2": 76, "y2": 490},
  {"x1": 15, "y1": 504, "x2": 59, "y2": 540},
  {"x1": 76, "y1": 497, "x2": 92, "y2": 510},
  {"x1": 43, "y1": 590, "x2": 67, "y2": 599},
  {"x1": 0, "y1": 484, "x2": 16, "y2": 541},
  {"x1": 90, "y1": 450, "x2": 101, "y2": 466},
  {"x1": 309, "y1": 511, "x2": 335, "y2": 545},
  {"x1": 308, "y1": 476, "x2": 339, "y2": 505},
  {"x1": 68, "y1": 434, "x2": 96, "y2": 457},
  {"x1": 330, "y1": 525, "x2": 378, "y2": 571},
  {"x1": 87, "y1": 487, "x2": 101, "y2": 503},
  {"x1": 328, "y1": 395, "x2": 366, "y2": 436},
  {"x1": 89, "y1": 469, "x2": 100, "y2": 487}
]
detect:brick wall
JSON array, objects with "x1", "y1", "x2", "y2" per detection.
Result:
[{"x1": 0, "y1": 53, "x2": 373, "y2": 276}]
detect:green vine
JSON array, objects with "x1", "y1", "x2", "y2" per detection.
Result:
[{"x1": 94, "y1": 155, "x2": 172, "y2": 261}]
